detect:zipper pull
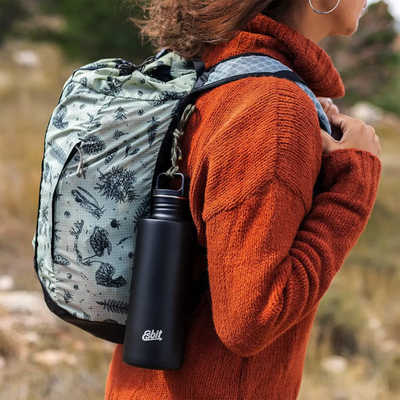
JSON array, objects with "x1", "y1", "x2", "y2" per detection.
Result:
[{"x1": 75, "y1": 144, "x2": 85, "y2": 178}]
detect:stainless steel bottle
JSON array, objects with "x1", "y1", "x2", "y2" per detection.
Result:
[{"x1": 123, "y1": 173, "x2": 197, "y2": 370}]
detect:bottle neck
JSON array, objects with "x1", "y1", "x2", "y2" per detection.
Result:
[{"x1": 151, "y1": 196, "x2": 192, "y2": 222}]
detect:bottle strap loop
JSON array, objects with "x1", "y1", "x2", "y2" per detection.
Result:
[{"x1": 166, "y1": 104, "x2": 196, "y2": 178}]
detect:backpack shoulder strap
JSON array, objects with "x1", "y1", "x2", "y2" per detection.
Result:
[
  {"x1": 186, "y1": 54, "x2": 331, "y2": 309},
  {"x1": 190, "y1": 265, "x2": 209, "y2": 313},
  {"x1": 190, "y1": 53, "x2": 331, "y2": 134}
]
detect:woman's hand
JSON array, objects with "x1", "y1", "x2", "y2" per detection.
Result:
[
  {"x1": 320, "y1": 113, "x2": 381, "y2": 159},
  {"x1": 318, "y1": 97, "x2": 339, "y2": 119}
]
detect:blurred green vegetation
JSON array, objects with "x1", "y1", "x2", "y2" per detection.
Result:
[
  {"x1": 322, "y1": 1, "x2": 400, "y2": 115},
  {"x1": 0, "y1": 0, "x2": 153, "y2": 62},
  {"x1": 37, "y1": 0, "x2": 153, "y2": 62},
  {"x1": 1, "y1": 1, "x2": 398, "y2": 114},
  {"x1": 0, "y1": 0, "x2": 28, "y2": 45}
]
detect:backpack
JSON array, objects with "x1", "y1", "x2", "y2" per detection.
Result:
[{"x1": 34, "y1": 49, "x2": 331, "y2": 344}]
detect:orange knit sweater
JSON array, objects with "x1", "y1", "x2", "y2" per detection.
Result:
[{"x1": 105, "y1": 15, "x2": 381, "y2": 399}]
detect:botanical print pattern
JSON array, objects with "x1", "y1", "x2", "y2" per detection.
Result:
[
  {"x1": 43, "y1": 162, "x2": 50, "y2": 182},
  {"x1": 81, "y1": 136, "x2": 106, "y2": 155},
  {"x1": 100, "y1": 76, "x2": 125, "y2": 97},
  {"x1": 47, "y1": 141, "x2": 67, "y2": 165},
  {"x1": 90, "y1": 226, "x2": 112, "y2": 257},
  {"x1": 95, "y1": 166, "x2": 138, "y2": 203},
  {"x1": 64, "y1": 83, "x2": 75, "y2": 98},
  {"x1": 116, "y1": 236, "x2": 133, "y2": 247},
  {"x1": 104, "y1": 148, "x2": 118, "y2": 165},
  {"x1": 35, "y1": 52, "x2": 196, "y2": 325},
  {"x1": 71, "y1": 186, "x2": 106, "y2": 220},
  {"x1": 124, "y1": 144, "x2": 140, "y2": 159},
  {"x1": 94, "y1": 262, "x2": 127, "y2": 288},
  {"x1": 149, "y1": 90, "x2": 187, "y2": 106},
  {"x1": 96, "y1": 299, "x2": 129, "y2": 315},
  {"x1": 54, "y1": 254, "x2": 70, "y2": 266},
  {"x1": 112, "y1": 129, "x2": 129, "y2": 140},
  {"x1": 52, "y1": 105, "x2": 69, "y2": 130},
  {"x1": 146, "y1": 116, "x2": 160, "y2": 146},
  {"x1": 133, "y1": 192, "x2": 152, "y2": 233},
  {"x1": 62, "y1": 289, "x2": 73, "y2": 304},
  {"x1": 114, "y1": 106, "x2": 127, "y2": 122}
]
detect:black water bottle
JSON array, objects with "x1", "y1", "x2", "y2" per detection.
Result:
[{"x1": 123, "y1": 173, "x2": 197, "y2": 370}]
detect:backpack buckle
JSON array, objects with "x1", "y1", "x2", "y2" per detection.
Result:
[{"x1": 117, "y1": 56, "x2": 157, "y2": 74}]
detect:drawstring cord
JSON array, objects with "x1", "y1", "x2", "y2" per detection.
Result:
[
  {"x1": 75, "y1": 144, "x2": 85, "y2": 178},
  {"x1": 166, "y1": 104, "x2": 196, "y2": 178}
]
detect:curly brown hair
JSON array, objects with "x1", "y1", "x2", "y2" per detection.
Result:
[{"x1": 131, "y1": 0, "x2": 294, "y2": 59}]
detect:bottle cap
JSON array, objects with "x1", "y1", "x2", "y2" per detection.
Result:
[{"x1": 153, "y1": 173, "x2": 190, "y2": 200}]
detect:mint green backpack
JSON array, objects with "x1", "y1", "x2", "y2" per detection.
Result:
[{"x1": 34, "y1": 50, "x2": 330, "y2": 343}]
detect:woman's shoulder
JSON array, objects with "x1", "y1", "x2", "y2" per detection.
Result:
[
  {"x1": 185, "y1": 76, "x2": 323, "y2": 217},
  {"x1": 196, "y1": 74, "x2": 321, "y2": 143},
  {"x1": 193, "y1": 74, "x2": 323, "y2": 171}
]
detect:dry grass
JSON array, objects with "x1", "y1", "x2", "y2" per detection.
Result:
[
  {"x1": 0, "y1": 41, "x2": 113, "y2": 399},
  {"x1": 0, "y1": 322, "x2": 114, "y2": 400},
  {"x1": 0, "y1": 39, "x2": 399, "y2": 399},
  {"x1": 299, "y1": 118, "x2": 400, "y2": 398}
]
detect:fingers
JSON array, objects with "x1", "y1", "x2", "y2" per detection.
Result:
[
  {"x1": 373, "y1": 129, "x2": 381, "y2": 158},
  {"x1": 376, "y1": 136, "x2": 382, "y2": 157},
  {"x1": 318, "y1": 97, "x2": 339, "y2": 118},
  {"x1": 320, "y1": 129, "x2": 337, "y2": 154},
  {"x1": 318, "y1": 97, "x2": 332, "y2": 110},
  {"x1": 327, "y1": 103, "x2": 339, "y2": 118},
  {"x1": 329, "y1": 113, "x2": 354, "y2": 131},
  {"x1": 323, "y1": 113, "x2": 381, "y2": 159},
  {"x1": 329, "y1": 113, "x2": 350, "y2": 125}
]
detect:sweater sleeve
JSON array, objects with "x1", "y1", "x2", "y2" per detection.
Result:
[{"x1": 196, "y1": 79, "x2": 382, "y2": 357}]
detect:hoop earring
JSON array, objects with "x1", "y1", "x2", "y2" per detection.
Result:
[{"x1": 309, "y1": 0, "x2": 341, "y2": 14}]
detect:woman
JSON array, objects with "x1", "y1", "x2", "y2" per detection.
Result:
[{"x1": 106, "y1": 0, "x2": 381, "y2": 398}]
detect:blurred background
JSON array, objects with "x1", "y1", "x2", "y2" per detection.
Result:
[{"x1": 0, "y1": 1, "x2": 399, "y2": 399}]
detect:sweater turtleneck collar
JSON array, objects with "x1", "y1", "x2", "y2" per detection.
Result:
[{"x1": 201, "y1": 14, "x2": 345, "y2": 98}]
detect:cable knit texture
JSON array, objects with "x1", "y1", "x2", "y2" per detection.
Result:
[{"x1": 105, "y1": 14, "x2": 381, "y2": 400}]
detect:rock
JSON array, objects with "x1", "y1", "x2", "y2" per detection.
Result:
[
  {"x1": 0, "y1": 275, "x2": 14, "y2": 291},
  {"x1": 32, "y1": 350, "x2": 77, "y2": 366},
  {"x1": 321, "y1": 355, "x2": 348, "y2": 374},
  {"x1": 21, "y1": 331, "x2": 40, "y2": 345},
  {"x1": 351, "y1": 102, "x2": 384, "y2": 125},
  {"x1": 0, "y1": 291, "x2": 57, "y2": 328},
  {"x1": 380, "y1": 112, "x2": 400, "y2": 129},
  {"x1": 333, "y1": 391, "x2": 349, "y2": 400},
  {"x1": 0, "y1": 291, "x2": 43, "y2": 314},
  {"x1": 381, "y1": 339, "x2": 397, "y2": 353},
  {"x1": 12, "y1": 50, "x2": 40, "y2": 68},
  {"x1": 0, "y1": 328, "x2": 19, "y2": 358},
  {"x1": 368, "y1": 317, "x2": 381, "y2": 330},
  {"x1": 0, "y1": 291, "x2": 48, "y2": 315},
  {"x1": 74, "y1": 340, "x2": 86, "y2": 351}
]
